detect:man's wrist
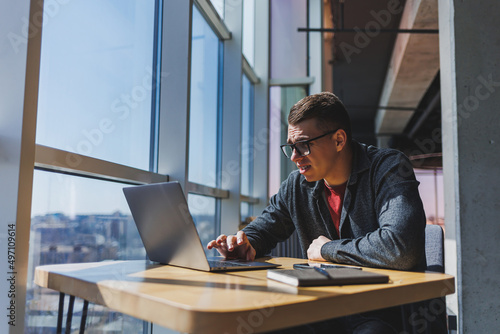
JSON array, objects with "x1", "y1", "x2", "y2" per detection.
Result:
[{"x1": 320, "y1": 240, "x2": 337, "y2": 261}]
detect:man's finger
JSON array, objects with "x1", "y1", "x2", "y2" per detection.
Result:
[
  {"x1": 226, "y1": 235, "x2": 237, "y2": 251},
  {"x1": 216, "y1": 234, "x2": 227, "y2": 245},
  {"x1": 236, "y1": 231, "x2": 247, "y2": 245}
]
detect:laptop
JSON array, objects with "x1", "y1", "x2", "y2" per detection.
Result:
[{"x1": 123, "y1": 181, "x2": 280, "y2": 272}]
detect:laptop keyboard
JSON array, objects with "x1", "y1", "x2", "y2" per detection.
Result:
[{"x1": 208, "y1": 259, "x2": 249, "y2": 268}]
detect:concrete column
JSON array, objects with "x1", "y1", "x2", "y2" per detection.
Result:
[{"x1": 439, "y1": 0, "x2": 500, "y2": 332}]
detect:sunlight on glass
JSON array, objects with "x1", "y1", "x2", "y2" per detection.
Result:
[
  {"x1": 36, "y1": 0, "x2": 156, "y2": 171},
  {"x1": 241, "y1": 74, "x2": 254, "y2": 197},
  {"x1": 189, "y1": 5, "x2": 220, "y2": 187}
]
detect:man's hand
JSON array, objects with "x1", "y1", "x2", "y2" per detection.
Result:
[
  {"x1": 307, "y1": 235, "x2": 331, "y2": 261},
  {"x1": 207, "y1": 231, "x2": 256, "y2": 261}
]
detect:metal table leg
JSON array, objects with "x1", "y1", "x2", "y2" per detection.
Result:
[
  {"x1": 79, "y1": 300, "x2": 89, "y2": 334},
  {"x1": 65, "y1": 295, "x2": 75, "y2": 334},
  {"x1": 57, "y1": 293, "x2": 65, "y2": 334}
]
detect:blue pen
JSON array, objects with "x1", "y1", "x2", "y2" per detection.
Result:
[{"x1": 313, "y1": 266, "x2": 333, "y2": 279}]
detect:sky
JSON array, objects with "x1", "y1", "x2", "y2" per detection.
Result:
[{"x1": 32, "y1": 0, "x2": 154, "y2": 217}]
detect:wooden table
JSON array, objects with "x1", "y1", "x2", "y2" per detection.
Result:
[{"x1": 34, "y1": 257, "x2": 455, "y2": 333}]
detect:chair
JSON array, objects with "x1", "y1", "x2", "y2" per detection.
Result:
[
  {"x1": 425, "y1": 224, "x2": 445, "y2": 273},
  {"x1": 400, "y1": 224, "x2": 451, "y2": 334},
  {"x1": 424, "y1": 224, "x2": 458, "y2": 333}
]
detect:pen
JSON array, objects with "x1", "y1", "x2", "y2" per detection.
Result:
[
  {"x1": 313, "y1": 266, "x2": 333, "y2": 279},
  {"x1": 320, "y1": 264, "x2": 362, "y2": 270}
]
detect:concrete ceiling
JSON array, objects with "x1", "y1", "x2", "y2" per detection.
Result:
[{"x1": 325, "y1": 0, "x2": 441, "y2": 159}]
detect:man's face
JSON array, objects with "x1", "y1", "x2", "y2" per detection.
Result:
[{"x1": 287, "y1": 118, "x2": 339, "y2": 183}]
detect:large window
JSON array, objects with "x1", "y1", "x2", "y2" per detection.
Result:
[
  {"x1": 240, "y1": 74, "x2": 255, "y2": 221},
  {"x1": 36, "y1": 0, "x2": 157, "y2": 170},
  {"x1": 268, "y1": 86, "x2": 307, "y2": 195},
  {"x1": 27, "y1": 1, "x2": 159, "y2": 332},
  {"x1": 268, "y1": 0, "x2": 310, "y2": 196},
  {"x1": 27, "y1": 172, "x2": 145, "y2": 332},
  {"x1": 7, "y1": 0, "x2": 273, "y2": 332},
  {"x1": 189, "y1": 4, "x2": 221, "y2": 188},
  {"x1": 240, "y1": 74, "x2": 254, "y2": 198},
  {"x1": 270, "y1": 0, "x2": 307, "y2": 79},
  {"x1": 415, "y1": 168, "x2": 444, "y2": 227},
  {"x1": 188, "y1": 4, "x2": 222, "y2": 254}
]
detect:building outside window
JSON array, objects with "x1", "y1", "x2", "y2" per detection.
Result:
[{"x1": 26, "y1": 1, "x2": 158, "y2": 332}]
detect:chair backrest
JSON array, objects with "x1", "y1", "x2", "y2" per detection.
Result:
[{"x1": 425, "y1": 224, "x2": 444, "y2": 273}]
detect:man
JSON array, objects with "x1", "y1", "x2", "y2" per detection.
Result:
[{"x1": 207, "y1": 92, "x2": 428, "y2": 333}]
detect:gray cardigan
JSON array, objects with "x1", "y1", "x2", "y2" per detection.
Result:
[{"x1": 243, "y1": 141, "x2": 426, "y2": 271}]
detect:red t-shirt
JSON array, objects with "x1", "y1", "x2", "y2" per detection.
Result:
[{"x1": 324, "y1": 181, "x2": 347, "y2": 237}]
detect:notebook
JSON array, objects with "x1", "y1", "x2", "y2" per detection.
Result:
[
  {"x1": 267, "y1": 268, "x2": 389, "y2": 287},
  {"x1": 123, "y1": 181, "x2": 280, "y2": 272}
]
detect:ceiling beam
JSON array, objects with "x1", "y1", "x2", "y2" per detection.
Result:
[{"x1": 375, "y1": 0, "x2": 440, "y2": 136}]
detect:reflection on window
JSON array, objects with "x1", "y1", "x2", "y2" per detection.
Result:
[
  {"x1": 270, "y1": 0, "x2": 307, "y2": 79},
  {"x1": 241, "y1": 75, "x2": 254, "y2": 197},
  {"x1": 188, "y1": 194, "x2": 218, "y2": 256},
  {"x1": 189, "y1": 5, "x2": 221, "y2": 187},
  {"x1": 268, "y1": 86, "x2": 307, "y2": 196},
  {"x1": 36, "y1": 0, "x2": 156, "y2": 171},
  {"x1": 242, "y1": 0, "x2": 255, "y2": 66},
  {"x1": 27, "y1": 170, "x2": 146, "y2": 333}
]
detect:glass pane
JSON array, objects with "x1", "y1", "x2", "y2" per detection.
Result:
[
  {"x1": 240, "y1": 202, "x2": 252, "y2": 224},
  {"x1": 270, "y1": 0, "x2": 307, "y2": 78},
  {"x1": 189, "y1": 5, "x2": 221, "y2": 187},
  {"x1": 27, "y1": 170, "x2": 146, "y2": 332},
  {"x1": 188, "y1": 194, "x2": 218, "y2": 256},
  {"x1": 242, "y1": 0, "x2": 255, "y2": 66},
  {"x1": 268, "y1": 86, "x2": 307, "y2": 196},
  {"x1": 415, "y1": 169, "x2": 444, "y2": 227},
  {"x1": 36, "y1": 0, "x2": 156, "y2": 171},
  {"x1": 240, "y1": 75, "x2": 254, "y2": 196},
  {"x1": 210, "y1": 0, "x2": 225, "y2": 19}
]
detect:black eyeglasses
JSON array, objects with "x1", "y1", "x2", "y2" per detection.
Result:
[{"x1": 280, "y1": 128, "x2": 340, "y2": 159}]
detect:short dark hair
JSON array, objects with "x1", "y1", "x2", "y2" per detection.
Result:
[{"x1": 288, "y1": 92, "x2": 352, "y2": 143}]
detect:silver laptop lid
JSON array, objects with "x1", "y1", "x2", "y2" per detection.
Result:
[{"x1": 123, "y1": 181, "x2": 211, "y2": 271}]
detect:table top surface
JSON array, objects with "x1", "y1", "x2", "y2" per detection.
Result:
[{"x1": 34, "y1": 257, "x2": 455, "y2": 333}]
